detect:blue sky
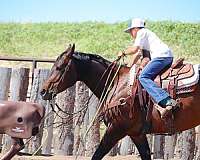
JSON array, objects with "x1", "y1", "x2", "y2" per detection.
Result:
[{"x1": 0, "y1": 0, "x2": 199, "y2": 23}]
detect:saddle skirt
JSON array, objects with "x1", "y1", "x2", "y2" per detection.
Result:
[
  {"x1": 129, "y1": 60, "x2": 199, "y2": 95},
  {"x1": 162, "y1": 64, "x2": 199, "y2": 92}
]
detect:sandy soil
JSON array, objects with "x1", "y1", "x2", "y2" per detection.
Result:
[
  {"x1": 9, "y1": 155, "x2": 140, "y2": 160},
  {"x1": 7, "y1": 155, "x2": 181, "y2": 160}
]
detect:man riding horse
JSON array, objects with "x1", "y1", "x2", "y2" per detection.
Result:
[
  {"x1": 117, "y1": 18, "x2": 179, "y2": 119},
  {"x1": 40, "y1": 25, "x2": 200, "y2": 160}
]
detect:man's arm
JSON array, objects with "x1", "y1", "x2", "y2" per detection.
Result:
[
  {"x1": 125, "y1": 46, "x2": 140, "y2": 55},
  {"x1": 117, "y1": 46, "x2": 140, "y2": 57}
]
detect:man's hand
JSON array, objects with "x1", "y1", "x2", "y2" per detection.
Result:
[{"x1": 117, "y1": 50, "x2": 125, "y2": 57}]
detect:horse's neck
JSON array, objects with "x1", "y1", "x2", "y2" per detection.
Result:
[
  {"x1": 77, "y1": 60, "x2": 111, "y2": 98},
  {"x1": 80, "y1": 63, "x2": 130, "y2": 100},
  {"x1": 76, "y1": 57, "x2": 111, "y2": 98}
]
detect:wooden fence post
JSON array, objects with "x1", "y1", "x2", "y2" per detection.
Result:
[
  {"x1": 9, "y1": 68, "x2": 29, "y2": 101},
  {"x1": 53, "y1": 85, "x2": 75, "y2": 155},
  {"x1": 147, "y1": 134, "x2": 153, "y2": 154},
  {"x1": 41, "y1": 98, "x2": 54, "y2": 155},
  {"x1": 28, "y1": 69, "x2": 50, "y2": 155},
  {"x1": 195, "y1": 126, "x2": 200, "y2": 160},
  {"x1": 73, "y1": 81, "x2": 89, "y2": 156},
  {"x1": 85, "y1": 92, "x2": 100, "y2": 156},
  {"x1": 2, "y1": 68, "x2": 29, "y2": 154},
  {"x1": 181, "y1": 128, "x2": 195, "y2": 160},
  {"x1": 120, "y1": 136, "x2": 133, "y2": 155},
  {"x1": 0, "y1": 67, "x2": 11, "y2": 100},
  {"x1": 153, "y1": 135, "x2": 165, "y2": 159},
  {"x1": 175, "y1": 133, "x2": 183, "y2": 159},
  {"x1": 164, "y1": 134, "x2": 177, "y2": 159},
  {"x1": 0, "y1": 67, "x2": 11, "y2": 153}
]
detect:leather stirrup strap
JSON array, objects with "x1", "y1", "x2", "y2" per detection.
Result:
[
  {"x1": 129, "y1": 79, "x2": 138, "y2": 118},
  {"x1": 138, "y1": 81, "x2": 144, "y2": 108}
]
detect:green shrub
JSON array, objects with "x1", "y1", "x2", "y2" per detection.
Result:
[{"x1": 0, "y1": 21, "x2": 199, "y2": 63}]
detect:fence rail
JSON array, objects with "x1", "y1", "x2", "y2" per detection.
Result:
[
  {"x1": 0, "y1": 56, "x2": 55, "y2": 82},
  {"x1": 0, "y1": 56, "x2": 55, "y2": 63}
]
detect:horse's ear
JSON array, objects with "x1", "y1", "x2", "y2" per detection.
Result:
[
  {"x1": 68, "y1": 44, "x2": 72, "y2": 48},
  {"x1": 65, "y1": 43, "x2": 75, "y2": 57},
  {"x1": 67, "y1": 43, "x2": 75, "y2": 57},
  {"x1": 71, "y1": 43, "x2": 75, "y2": 52},
  {"x1": 64, "y1": 44, "x2": 72, "y2": 53}
]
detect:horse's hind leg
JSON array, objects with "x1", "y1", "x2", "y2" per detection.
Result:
[
  {"x1": 130, "y1": 134, "x2": 151, "y2": 160},
  {"x1": 0, "y1": 138, "x2": 24, "y2": 160},
  {"x1": 91, "y1": 124, "x2": 127, "y2": 160}
]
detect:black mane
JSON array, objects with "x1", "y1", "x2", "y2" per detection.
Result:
[{"x1": 73, "y1": 52, "x2": 111, "y2": 68}]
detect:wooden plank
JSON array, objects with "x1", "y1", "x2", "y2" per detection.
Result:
[
  {"x1": 73, "y1": 82, "x2": 89, "y2": 156},
  {"x1": 53, "y1": 85, "x2": 75, "y2": 155},
  {"x1": 153, "y1": 135, "x2": 164, "y2": 159},
  {"x1": 0, "y1": 67, "x2": 11, "y2": 100},
  {"x1": 195, "y1": 126, "x2": 200, "y2": 160},
  {"x1": 10, "y1": 68, "x2": 29, "y2": 101},
  {"x1": 181, "y1": 128, "x2": 195, "y2": 160},
  {"x1": 0, "y1": 67, "x2": 11, "y2": 153},
  {"x1": 2, "y1": 68, "x2": 29, "y2": 154},
  {"x1": 164, "y1": 134, "x2": 177, "y2": 159},
  {"x1": 28, "y1": 69, "x2": 50, "y2": 155},
  {"x1": 85, "y1": 92, "x2": 100, "y2": 156},
  {"x1": 119, "y1": 136, "x2": 133, "y2": 155}
]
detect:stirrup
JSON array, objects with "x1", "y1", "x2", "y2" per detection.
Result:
[
  {"x1": 160, "y1": 106, "x2": 173, "y2": 119},
  {"x1": 154, "y1": 104, "x2": 172, "y2": 119}
]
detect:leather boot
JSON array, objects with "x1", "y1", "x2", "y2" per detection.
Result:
[{"x1": 159, "y1": 97, "x2": 179, "y2": 119}]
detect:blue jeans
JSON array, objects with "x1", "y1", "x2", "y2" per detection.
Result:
[{"x1": 139, "y1": 57, "x2": 173, "y2": 103}]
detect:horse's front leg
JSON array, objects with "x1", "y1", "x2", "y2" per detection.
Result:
[
  {"x1": 91, "y1": 123, "x2": 127, "y2": 160},
  {"x1": 0, "y1": 138, "x2": 24, "y2": 160},
  {"x1": 130, "y1": 134, "x2": 151, "y2": 160}
]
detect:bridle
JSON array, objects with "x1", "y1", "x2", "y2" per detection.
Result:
[
  {"x1": 47, "y1": 55, "x2": 92, "y2": 119},
  {"x1": 48, "y1": 57, "x2": 73, "y2": 95}
]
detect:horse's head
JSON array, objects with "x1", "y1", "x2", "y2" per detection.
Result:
[{"x1": 40, "y1": 44, "x2": 78, "y2": 100}]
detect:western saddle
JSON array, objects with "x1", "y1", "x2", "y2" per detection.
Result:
[
  {"x1": 157, "y1": 58, "x2": 195, "y2": 98},
  {"x1": 133, "y1": 55, "x2": 198, "y2": 134}
]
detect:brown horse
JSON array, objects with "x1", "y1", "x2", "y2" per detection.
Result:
[
  {"x1": 0, "y1": 101, "x2": 45, "y2": 160},
  {"x1": 40, "y1": 44, "x2": 200, "y2": 160}
]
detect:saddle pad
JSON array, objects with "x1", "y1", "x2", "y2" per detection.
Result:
[
  {"x1": 176, "y1": 64, "x2": 199, "y2": 89},
  {"x1": 129, "y1": 64, "x2": 199, "y2": 90}
]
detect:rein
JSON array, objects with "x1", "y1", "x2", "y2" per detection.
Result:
[
  {"x1": 48, "y1": 56, "x2": 122, "y2": 119},
  {"x1": 82, "y1": 57, "x2": 122, "y2": 140},
  {"x1": 75, "y1": 58, "x2": 122, "y2": 159}
]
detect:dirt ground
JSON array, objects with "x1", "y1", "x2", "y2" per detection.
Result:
[
  {"x1": 8, "y1": 155, "x2": 181, "y2": 160},
  {"x1": 9, "y1": 155, "x2": 140, "y2": 160}
]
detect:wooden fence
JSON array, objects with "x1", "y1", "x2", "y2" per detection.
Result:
[{"x1": 0, "y1": 65, "x2": 200, "y2": 159}]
